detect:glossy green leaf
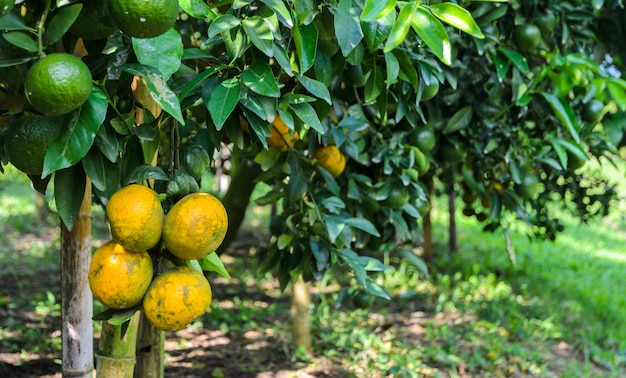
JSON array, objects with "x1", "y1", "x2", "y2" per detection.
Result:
[
  {"x1": 81, "y1": 148, "x2": 116, "y2": 192},
  {"x1": 179, "y1": 0, "x2": 216, "y2": 19},
  {"x1": 498, "y1": 48, "x2": 529, "y2": 75},
  {"x1": 297, "y1": 74, "x2": 332, "y2": 105},
  {"x1": 429, "y1": 2, "x2": 484, "y2": 39},
  {"x1": 44, "y1": 3, "x2": 82, "y2": 45},
  {"x1": 293, "y1": 21, "x2": 318, "y2": 73},
  {"x1": 289, "y1": 102, "x2": 324, "y2": 133},
  {"x1": 198, "y1": 252, "x2": 231, "y2": 279},
  {"x1": 260, "y1": 0, "x2": 293, "y2": 28},
  {"x1": 442, "y1": 106, "x2": 473, "y2": 134},
  {"x1": 607, "y1": 79, "x2": 626, "y2": 111},
  {"x1": 207, "y1": 78, "x2": 241, "y2": 130},
  {"x1": 398, "y1": 248, "x2": 429, "y2": 277},
  {"x1": 411, "y1": 5, "x2": 451, "y2": 65},
  {"x1": 540, "y1": 92, "x2": 579, "y2": 143},
  {"x1": 0, "y1": 11, "x2": 34, "y2": 31},
  {"x1": 2, "y1": 32, "x2": 38, "y2": 52},
  {"x1": 344, "y1": 218, "x2": 380, "y2": 237},
  {"x1": 242, "y1": 16, "x2": 274, "y2": 57},
  {"x1": 272, "y1": 43, "x2": 295, "y2": 76},
  {"x1": 334, "y1": 0, "x2": 364, "y2": 57},
  {"x1": 361, "y1": 0, "x2": 397, "y2": 22},
  {"x1": 384, "y1": 1, "x2": 418, "y2": 52},
  {"x1": 365, "y1": 279, "x2": 391, "y2": 299},
  {"x1": 120, "y1": 64, "x2": 185, "y2": 124},
  {"x1": 241, "y1": 63, "x2": 281, "y2": 98},
  {"x1": 208, "y1": 14, "x2": 241, "y2": 38},
  {"x1": 132, "y1": 29, "x2": 183, "y2": 80},
  {"x1": 384, "y1": 52, "x2": 400, "y2": 88},
  {"x1": 54, "y1": 165, "x2": 86, "y2": 231},
  {"x1": 42, "y1": 87, "x2": 107, "y2": 178},
  {"x1": 124, "y1": 164, "x2": 169, "y2": 184},
  {"x1": 393, "y1": 49, "x2": 418, "y2": 89},
  {"x1": 294, "y1": 0, "x2": 315, "y2": 25},
  {"x1": 364, "y1": 65, "x2": 384, "y2": 104},
  {"x1": 362, "y1": 10, "x2": 395, "y2": 52}
]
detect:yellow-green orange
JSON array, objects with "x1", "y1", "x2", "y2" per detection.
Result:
[
  {"x1": 267, "y1": 114, "x2": 299, "y2": 150},
  {"x1": 143, "y1": 266, "x2": 212, "y2": 332},
  {"x1": 88, "y1": 240, "x2": 153, "y2": 309},
  {"x1": 3, "y1": 115, "x2": 62, "y2": 174},
  {"x1": 110, "y1": 0, "x2": 179, "y2": 38},
  {"x1": 163, "y1": 192, "x2": 228, "y2": 260},
  {"x1": 106, "y1": 184, "x2": 164, "y2": 251},
  {"x1": 70, "y1": 0, "x2": 117, "y2": 40},
  {"x1": 24, "y1": 53, "x2": 92, "y2": 116},
  {"x1": 312, "y1": 144, "x2": 346, "y2": 178}
]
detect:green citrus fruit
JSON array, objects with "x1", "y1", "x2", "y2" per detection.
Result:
[
  {"x1": 70, "y1": 0, "x2": 117, "y2": 40},
  {"x1": 110, "y1": 0, "x2": 179, "y2": 39},
  {"x1": 535, "y1": 11, "x2": 557, "y2": 35},
  {"x1": 0, "y1": 0, "x2": 14, "y2": 17},
  {"x1": 568, "y1": 151, "x2": 587, "y2": 170},
  {"x1": 513, "y1": 24, "x2": 542, "y2": 52},
  {"x1": 582, "y1": 100, "x2": 604, "y2": 124},
  {"x1": 421, "y1": 80, "x2": 439, "y2": 101},
  {"x1": 383, "y1": 186, "x2": 410, "y2": 209},
  {"x1": 352, "y1": 290, "x2": 374, "y2": 309},
  {"x1": 409, "y1": 126, "x2": 436, "y2": 153},
  {"x1": 3, "y1": 115, "x2": 62, "y2": 174},
  {"x1": 24, "y1": 53, "x2": 92, "y2": 116}
]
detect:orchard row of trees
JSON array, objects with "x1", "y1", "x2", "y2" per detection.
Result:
[{"x1": 1, "y1": 0, "x2": 625, "y2": 377}]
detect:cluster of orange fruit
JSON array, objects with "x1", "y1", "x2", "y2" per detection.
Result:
[{"x1": 88, "y1": 184, "x2": 228, "y2": 332}]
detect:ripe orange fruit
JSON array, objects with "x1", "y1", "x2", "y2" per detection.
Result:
[
  {"x1": 143, "y1": 266, "x2": 212, "y2": 332},
  {"x1": 312, "y1": 144, "x2": 346, "y2": 178},
  {"x1": 106, "y1": 184, "x2": 164, "y2": 251},
  {"x1": 24, "y1": 53, "x2": 92, "y2": 116},
  {"x1": 162, "y1": 192, "x2": 228, "y2": 260},
  {"x1": 267, "y1": 114, "x2": 299, "y2": 150},
  {"x1": 88, "y1": 240, "x2": 154, "y2": 309},
  {"x1": 70, "y1": 0, "x2": 117, "y2": 40},
  {"x1": 110, "y1": 0, "x2": 179, "y2": 39},
  {"x1": 2, "y1": 115, "x2": 62, "y2": 174}
]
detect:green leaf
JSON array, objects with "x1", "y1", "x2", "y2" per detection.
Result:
[
  {"x1": 442, "y1": 106, "x2": 473, "y2": 134},
  {"x1": 294, "y1": 0, "x2": 315, "y2": 25},
  {"x1": 289, "y1": 102, "x2": 324, "y2": 133},
  {"x1": 179, "y1": 0, "x2": 216, "y2": 19},
  {"x1": 240, "y1": 63, "x2": 281, "y2": 98},
  {"x1": 54, "y1": 165, "x2": 86, "y2": 231},
  {"x1": 393, "y1": 49, "x2": 418, "y2": 90},
  {"x1": 124, "y1": 164, "x2": 169, "y2": 184},
  {"x1": 334, "y1": 0, "x2": 364, "y2": 57},
  {"x1": 2, "y1": 32, "x2": 38, "y2": 52},
  {"x1": 44, "y1": 3, "x2": 82, "y2": 45},
  {"x1": 498, "y1": 48, "x2": 529, "y2": 75},
  {"x1": 365, "y1": 279, "x2": 391, "y2": 299},
  {"x1": 336, "y1": 248, "x2": 366, "y2": 286},
  {"x1": 207, "y1": 78, "x2": 241, "y2": 130},
  {"x1": 242, "y1": 16, "x2": 274, "y2": 57},
  {"x1": 361, "y1": 0, "x2": 397, "y2": 22},
  {"x1": 107, "y1": 307, "x2": 140, "y2": 326},
  {"x1": 208, "y1": 14, "x2": 241, "y2": 38},
  {"x1": 344, "y1": 217, "x2": 380, "y2": 237},
  {"x1": 81, "y1": 148, "x2": 118, "y2": 192},
  {"x1": 132, "y1": 29, "x2": 183, "y2": 81},
  {"x1": 384, "y1": 52, "x2": 399, "y2": 88},
  {"x1": 540, "y1": 92, "x2": 579, "y2": 143},
  {"x1": 364, "y1": 65, "x2": 384, "y2": 104},
  {"x1": 361, "y1": 9, "x2": 395, "y2": 52},
  {"x1": 297, "y1": 74, "x2": 332, "y2": 105},
  {"x1": 198, "y1": 252, "x2": 231, "y2": 279},
  {"x1": 42, "y1": 87, "x2": 108, "y2": 178},
  {"x1": 411, "y1": 5, "x2": 451, "y2": 65},
  {"x1": 384, "y1": 1, "x2": 418, "y2": 52},
  {"x1": 120, "y1": 64, "x2": 185, "y2": 124},
  {"x1": 272, "y1": 43, "x2": 295, "y2": 76},
  {"x1": 429, "y1": 2, "x2": 484, "y2": 39},
  {"x1": 607, "y1": 79, "x2": 626, "y2": 111},
  {"x1": 0, "y1": 11, "x2": 35, "y2": 31},
  {"x1": 397, "y1": 248, "x2": 429, "y2": 277},
  {"x1": 260, "y1": 0, "x2": 293, "y2": 27},
  {"x1": 293, "y1": 21, "x2": 318, "y2": 73}
]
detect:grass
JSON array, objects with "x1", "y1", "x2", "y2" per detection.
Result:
[{"x1": 2, "y1": 160, "x2": 626, "y2": 377}]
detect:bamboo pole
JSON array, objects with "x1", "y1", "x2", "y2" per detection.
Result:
[
  {"x1": 291, "y1": 276, "x2": 311, "y2": 355},
  {"x1": 96, "y1": 312, "x2": 141, "y2": 378},
  {"x1": 60, "y1": 178, "x2": 93, "y2": 378}
]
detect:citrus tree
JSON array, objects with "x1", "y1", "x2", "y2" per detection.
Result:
[{"x1": 1, "y1": 0, "x2": 625, "y2": 376}]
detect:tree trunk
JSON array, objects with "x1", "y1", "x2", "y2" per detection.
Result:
[
  {"x1": 291, "y1": 276, "x2": 311, "y2": 355},
  {"x1": 134, "y1": 313, "x2": 165, "y2": 378},
  {"x1": 218, "y1": 147, "x2": 262, "y2": 252},
  {"x1": 96, "y1": 312, "x2": 141, "y2": 378},
  {"x1": 61, "y1": 179, "x2": 93, "y2": 378},
  {"x1": 447, "y1": 183, "x2": 458, "y2": 253},
  {"x1": 422, "y1": 176, "x2": 434, "y2": 264}
]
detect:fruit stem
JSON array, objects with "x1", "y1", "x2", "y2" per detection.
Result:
[{"x1": 35, "y1": 0, "x2": 52, "y2": 57}]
